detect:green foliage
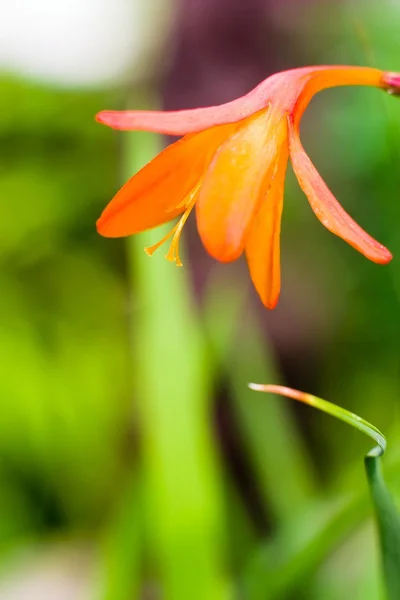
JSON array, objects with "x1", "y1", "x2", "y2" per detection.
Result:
[
  {"x1": 0, "y1": 77, "x2": 130, "y2": 537},
  {"x1": 366, "y1": 455, "x2": 400, "y2": 600},
  {"x1": 0, "y1": 0, "x2": 399, "y2": 597}
]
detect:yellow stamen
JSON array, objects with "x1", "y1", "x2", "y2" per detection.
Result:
[
  {"x1": 144, "y1": 182, "x2": 200, "y2": 266},
  {"x1": 145, "y1": 224, "x2": 178, "y2": 257}
]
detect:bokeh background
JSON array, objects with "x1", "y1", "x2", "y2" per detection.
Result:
[{"x1": 0, "y1": 0, "x2": 399, "y2": 598}]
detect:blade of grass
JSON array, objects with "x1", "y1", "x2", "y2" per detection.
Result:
[
  {"x1": 248, "y1": 384, "x2": 400, "y2": 600},
  {"x1": 124, "y1": 93, "x2": 228, "y2": 600},
  {"x1": 365, "y1": 453, "x2": 400, "y2": 600},
  {"x1": 243, "y1": 449, "x2": 400, "y2": 600},
  {"x1": 98, "y1": 476, "x2": 143, "y2": 600},
  {"x1": 248, "y1": 385, "x2": 385, "y2": 452},
  {"x1": 243, "y1": 490, "x2": 371, "y2": 600}
]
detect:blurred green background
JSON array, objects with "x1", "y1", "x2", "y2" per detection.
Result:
[{"x1": 0, "y1": 0, "x2": 399, "y2": 598}]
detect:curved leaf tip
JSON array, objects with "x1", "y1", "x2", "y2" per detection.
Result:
[{"x1": 248, "y1": 383, "x2": 386, "y2": 455}]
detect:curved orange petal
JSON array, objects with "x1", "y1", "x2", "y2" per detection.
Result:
[
  {"x1": 196, "y1": 110, "x2": 287, "y2": 262},
  {"x1": 292, "y1": 66, "x2": 385, "y2": 127},
  {"x1": 97, "y1": 123, "x2": 235, "y2": 237},
  {"x1": 96, "y1": 78, "x2": 275, "y2": 135},
  {"x1": 96, "y1": 101, "x2": 249, "y2": 135},
  {"x1": 96, "y1": 66, "x2": 398, "y2": 135},
  {"x1": 288, "y1": 117, "x2": 392, "y2": 264},
  {"x1": 245, "y1": 145, "x2": 288, "y2": 309}
]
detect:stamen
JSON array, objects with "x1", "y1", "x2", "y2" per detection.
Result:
[
  {"x1": 144, "y1": 182, "x2": 200, "y2": 266},
  {"x1": 145, "y1": 223, "x2": 178, "y2": 257},
  {"x1": 165, "y1": 199, "x2": 196, "y2": 267}
]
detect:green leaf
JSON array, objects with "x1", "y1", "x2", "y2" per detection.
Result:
[
  {"x1": 365, "y1": 451, "x2": 400, "y2": 600},
  {"x1": 249, "y1": 384, "x2": 400, "y2": 600},
  {"x1": 121, "y1": 92, "x2": 229, "y2": 600}
]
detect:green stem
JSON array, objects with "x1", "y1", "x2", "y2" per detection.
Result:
[
  {"x1": 365, "y1": 455, "x2": 400, "y2": 600},
  {"x1": 248, "y1": 384, "x2": 400, "y2": 600},
  {"x1": 124, "y1": 93, "x2": 228, "y2": 600}
]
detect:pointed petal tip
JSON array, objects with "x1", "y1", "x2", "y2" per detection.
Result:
[
  {"x1": 254, "y1": 281, "x2": 280, "y2": 309},
  {"x1": 265, "y1": 295, "x2": 280, "y2": 310},
  {"x1": 95, "y1": 111, "x2": 106, "y2": 123},
  {"x1": 288, "y1": 119, "x2": 393, "y2": 267},
  {"x1": 95, "y1": 111, "x2": 122, "y2": 129},
  {"x1": 96, "y1": 215, "x2": 107, "y2": 236},
  {"x1": 96, "y1": 214, "x2": 119, "y2": 238},
  {"x1": 374, "y1": 247, "x2": 393, "y2": 265}
]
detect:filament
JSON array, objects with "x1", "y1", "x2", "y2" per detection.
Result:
[{"x1": 145, "y1": 182, "x2": 200, "y2": 266}]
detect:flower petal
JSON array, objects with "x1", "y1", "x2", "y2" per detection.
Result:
[
  {"x1": 292, "y1": 66, "x2": 385, "y2": 127},
  {"x1": 97, "y1": 123, "x2": 235, "y2": 237},
  {"x1": 96, "y1": 83, "x2": 274, "y2": 135},
  {"x1": 245, "y1": 146, "x2": 288, "y2": 309},
  {"x1": 196, "y1": 110, "x2": 287, "y2": 262},
  {"x1": 96, "y1": 66, "x2": 393, "y2": 135},
  {"x1": 96, "y1": 105, "x2": 242, "y2": 135},
  {"x1": 288, "y1": 117, "x2": 392, "y2": 264}
]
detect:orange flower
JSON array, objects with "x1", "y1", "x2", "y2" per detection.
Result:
[{"x1": 96, "y1": 66, "x2": 399, "y2": 308}]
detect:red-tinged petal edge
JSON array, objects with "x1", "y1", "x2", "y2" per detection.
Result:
[
  {"x1": 288, "y1": 117, "x2": 392, "y2": 265},
  {"x1": 96, "y1": 98, "x2": 264, "y2": 136},
  {"x1": 95, "y1": 66, "x2": 389, "y2": 135},
  {"x1": 95, "y1": 70, "x2": 291, "y2": 134}
]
